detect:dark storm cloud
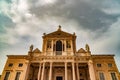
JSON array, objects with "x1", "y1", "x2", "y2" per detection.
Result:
[
  {"x1": 29, "y1": 0, "x2": 67, "y2": 17},
  {"x1": 28, "y1": 0, "x2": 119, "y2": 33}
]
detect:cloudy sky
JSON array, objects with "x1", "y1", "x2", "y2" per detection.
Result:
[{"x1": 0, "y1": 0, "x2": 120, "y2": 74}]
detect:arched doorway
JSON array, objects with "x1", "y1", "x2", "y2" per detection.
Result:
[{"x1": 56, "y1": 40, "x2": 62, "y2": 55}]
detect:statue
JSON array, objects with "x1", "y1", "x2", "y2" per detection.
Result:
[
  {"x1": 58, "y1": 25, "x2": 61, "y2": 31},
  {"x1": 43, "y1": 33, "x2": 46, "y2": 36},
  {"x1": 29, "y1": 44, "x2": 33, "y2": 52},
  {"x1": 85, "y1": 44, "x2": 90, "y2": 52}
]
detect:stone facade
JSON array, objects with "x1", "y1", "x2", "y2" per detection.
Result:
[{"x1": 1, "y1": 26, "x2": 120, "y2": 80}]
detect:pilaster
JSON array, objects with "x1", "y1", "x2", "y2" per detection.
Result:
[{"x1": 88, "y1": 60, "x2": 96, "y2": 80}]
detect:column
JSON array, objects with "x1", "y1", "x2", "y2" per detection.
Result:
[
  {"x1": 65, "y1": 62, "x2": 67, "y2": 80},
  {"x1": 38, "y1": 63, "x2": 41, "y2": 80},
  {"x1": 76, "y1": 63, "x2": 80, "y2": 80},
  {"x1": 49, "y1": 62, "x2": 52, "y2": 80},
  {"x1": 88, "y1": 60, "x2": 96, "y2": 80},
  {"x1": 41, "y1": 62, "x2": 45, "y2": 80},
  {"x1": 72, "y1": 62, "x2": 76, "y2": 80}
]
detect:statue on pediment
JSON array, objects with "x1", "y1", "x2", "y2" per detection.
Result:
[
  {"x1": 85, "y1": 44, "x2": 90, "y2": 52},
  {"x1": 58, "y1": 25, "x2": 61, "y2": 31},
  {"x1": 29, "y1": 44, "x2": 33, "y2": 52}
]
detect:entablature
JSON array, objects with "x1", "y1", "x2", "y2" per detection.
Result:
[{"x1": 28, "y1": 56, "x2": 90, "y2": 63}]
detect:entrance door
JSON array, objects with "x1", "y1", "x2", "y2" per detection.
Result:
[{"x1": 56, "y1": 76, "x2": 63, "y2": 80}]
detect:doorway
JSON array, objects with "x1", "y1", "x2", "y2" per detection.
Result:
[{"x1": 56, "y1": 76, "x2": 63, "y2": 80}]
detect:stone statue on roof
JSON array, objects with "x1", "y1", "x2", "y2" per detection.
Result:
[
  {"x1": 58, "y1": 25, "x2": 61, "y2": 31},
  {"x1": 29, "y1": 44, "x2": 33, "y2": 52},
  {"x1": 85, "y1": 44, "x2": 90, "y2": 52}
]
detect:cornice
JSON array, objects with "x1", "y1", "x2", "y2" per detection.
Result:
[{"x1": 7, "y1": 55, "x2": 28, "y2": 59}]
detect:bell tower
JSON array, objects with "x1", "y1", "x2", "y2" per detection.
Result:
[{"x1": 42, "y1": 25, "x2": 76, "y2": 56}]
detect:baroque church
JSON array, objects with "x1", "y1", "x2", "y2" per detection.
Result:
[{"x1": 1, "y1": 26, "x2": 120, "y2": 80}]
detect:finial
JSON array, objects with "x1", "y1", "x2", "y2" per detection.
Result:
[{"x1": 58, "y1": 25, "x2": 61, "y2": 31}]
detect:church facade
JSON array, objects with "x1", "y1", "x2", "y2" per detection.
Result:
[{"x1": 1, "y1": 26, "x2": 120, "y2": 80}]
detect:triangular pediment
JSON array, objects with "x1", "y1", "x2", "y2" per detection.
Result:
[
  {"x1": 43, "y1": 26, "x2": 76, "y2": 38},
  {"x1": 33, "y1": 48, "x2": 41, "y2": 53},
  {"x1": 46, "y1": 31, "x2": 73, "y2": 37},
  {"x1": 77, "y1": 48, "x2": 86, "y2": 53}
]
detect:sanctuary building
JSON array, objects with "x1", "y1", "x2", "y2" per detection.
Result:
[{"x1": 1, "y1": 26, "x2": 120, "y2": 80}]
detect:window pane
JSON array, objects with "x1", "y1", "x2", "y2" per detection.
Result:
[
  {"x1": 8, "y1": 63, "x2": 13, "y2": 67},
  {"x1": 99, "y1": 72, "x2": 105, "y2": 80},
  {"x1": 18, "y1": 63, "x2": 23, "y2": 67},
  {"x1": 97, "y1": 64, "x2": 101, "y2": 67},
  {"x1": 4, "y1": 72, "x2": 10, "y2": 80},
  {"x1": 15, "y1": 72, "x2": 21, "y2": 80},
  {"x1": 111, "y1": 72, "x2": 117, "y2": 80}
]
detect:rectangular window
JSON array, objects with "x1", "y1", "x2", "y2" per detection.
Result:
[
  {"x1": 97, "y1": 64, "x2": 101, "y2": 67},
  {"x1": 8, "y1": 63, "x2": 13, "y2": 67},
  {"x1": 18, "y1": 63, "x2": 23, "y2": 67},
  {"x1": 108, "y1": 63, "x2": 112, "y2": 67},
  {"x1": 15, "y1": 72, "x2": 21, "y2": 80},
  {"x1": 111, "y1": 72, "x2": 117, "y2": 80},
  {"x1": 99, "y1": 72, "x2": 105, "y2": 80},
  {"x1": 4, "y1": 72, "x2": 10, "y2": 80}
]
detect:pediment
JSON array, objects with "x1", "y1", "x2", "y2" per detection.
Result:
[
  {"x1": 77, "y1": 48, "x2": 86, "y2": 53},
  {"x1": 44, "y1": 31, "x2": 74, "y2": 37},
  {"x1": 33, "y1": 48, "x2": 41, "y2": 53},
  {"x1": 43, "y1": 26, "x2": 76, "y2": 38}
]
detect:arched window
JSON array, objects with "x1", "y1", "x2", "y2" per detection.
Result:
[
  {"x1": 56, "y1": 40, "x2": 62, "y2": 55},
  {"x1": 56, "y1": 40, "x2": 62, "y2": 51}
]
